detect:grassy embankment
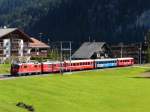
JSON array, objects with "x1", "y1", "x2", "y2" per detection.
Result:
[
  {"x1": 0, "y1": 66, "x2": 150, "y2": 112},
  {"x1": 0, "y1": 64, "x2": 10, "y2": 74}
]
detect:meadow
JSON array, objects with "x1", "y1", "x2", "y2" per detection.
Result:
[{"x1": 0, "y1": 66, "x2": 150, "y2": 112}]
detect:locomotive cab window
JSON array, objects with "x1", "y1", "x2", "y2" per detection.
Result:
[{"x1": 13, "y1": 65, "x2": 19, "y2": 69}]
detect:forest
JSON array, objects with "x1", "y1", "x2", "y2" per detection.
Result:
[{"x1": 0, "y1": 0, "x2": 150, "y2": 43}]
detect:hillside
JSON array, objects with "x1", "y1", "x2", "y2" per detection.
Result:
[{"x1": 0, "y1": 0, "x2": 150, "y2": 43}]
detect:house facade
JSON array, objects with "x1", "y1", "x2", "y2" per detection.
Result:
[
  {"x1": 110, "y1": 42, "x2": 148, "y2": 64},
  {"x1": 0, "y1": 28, "x2": 50, "y2": 63},
  {"x1": 0, "y1": 28, "x2": 33, "y2": 62}
]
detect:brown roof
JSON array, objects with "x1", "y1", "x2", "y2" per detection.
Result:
[
  {"x1": 0, "y1": 28, "x2": 33, "y2": 42},
  {"x1": 29, "y1": 37, "x2": 49, "y2": 48}
]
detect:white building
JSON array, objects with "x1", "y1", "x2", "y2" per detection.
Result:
[{"x1": 0, "y1": 28, "x2": 33, "y2": 62}]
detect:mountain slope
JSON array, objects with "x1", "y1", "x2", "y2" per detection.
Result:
[{"x1": 0, "y1": 0, "x2": 150, "y2": 43}]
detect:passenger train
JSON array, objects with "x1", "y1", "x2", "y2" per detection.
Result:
[{"x1": 11, "y1": 57, "x2": 134, "y2": 75}]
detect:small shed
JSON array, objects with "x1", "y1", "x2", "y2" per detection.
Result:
[{"x1": 72, "y1": 42, "x2": 112, "y2": 59}]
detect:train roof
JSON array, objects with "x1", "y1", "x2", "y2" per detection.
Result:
[
  {"x1": 95, "y1": 58, "x2": 117, "y2": 61},
  {"x1": 12, "y1": 62, "x2": 41, "y2": 65},
  {"x1": 42, "y1": 61, "x2": 61, "y2": 64},
  {"x1": 64, "y1": 59, "x2": 94, "y2": 63},
  {"x1": 117, "y1": 57, "x2": 134, "y2": 60}
]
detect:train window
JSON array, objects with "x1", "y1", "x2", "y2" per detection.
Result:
[
  {"x1": 48, "y1": 64, "x2": 51, "y2": 68},
  {"x1": 24, "y1": 65, "x2": 27, "y2": 68}
]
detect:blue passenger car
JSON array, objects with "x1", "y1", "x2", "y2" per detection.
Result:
[{"x1": 95, "y1": 59, "x2": 117, "y2": 68}]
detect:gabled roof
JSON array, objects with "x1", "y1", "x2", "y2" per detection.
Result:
[
  {"x1": 72, "y1": 42, "x2": 106, "y2": 59},
  {"x1": 29, "y1": 37, "x2": 49, "y2": 48},
  {"x1": 0, "y1": 28, "x2": 33, "y2": 42},
  {"x1": 0, "y1": 28, "x2": 17, "y2": 38}
]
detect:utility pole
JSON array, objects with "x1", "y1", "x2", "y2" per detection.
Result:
[
  {"x1": 120, "y1": 42, "x2": 123, "y2": 58},
  {"x1": 39, "y1": 33, "x2": 43, "y2": 41},
  {"x1": 139, "y1": 42, "x2": 142, "y2": 64},
  {"x1": 59, "y1": 41, "x2": 72, "y2": 74},
  {"x1": 60, "y1": 41, "x2": 63, "y2": 75},
  {"x1": 89, "y1": 36, "x2": 91, "y2": 42},
  {"x1": 69, "y1": 41, "x2": 72, "y2": 72}
]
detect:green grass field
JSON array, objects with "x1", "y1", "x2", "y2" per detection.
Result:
[
  {"x1": 0, "y1": 66, "x2": 150, "y2": 112},
  {"x1": 0, "y1": 64, "x2": 10, "y2": 74}
]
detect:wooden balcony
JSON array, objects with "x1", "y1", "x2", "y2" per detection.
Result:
[{"x1": 30, "y1": 51, "x2": 48, "y2": 57}]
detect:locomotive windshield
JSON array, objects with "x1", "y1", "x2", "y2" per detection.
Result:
[{"x1": 12, "y1": 64, "x2": 20, "y2": 69}]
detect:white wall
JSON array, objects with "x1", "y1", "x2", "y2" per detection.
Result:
[
  {"x1": 3, "y1": 39, "x2": 11, "y2": 58},
  {"x1": 19, "y1": 39, "x2": 24, "y2": 56}
]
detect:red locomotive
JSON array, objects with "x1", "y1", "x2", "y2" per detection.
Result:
[{"x1": 11, "y1": 62, "x2": 42, "y2": 75}]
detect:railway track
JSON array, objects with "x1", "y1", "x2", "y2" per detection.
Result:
[
  {"x1": 0, "y1": 75, "x2": 14, "y2": 80},
  {"x1": 0, "y1": 65, "x2": 146, "y2": 80},
  {"x1": 0, "y1": 73, "x2": 51, "y2": 80}
]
